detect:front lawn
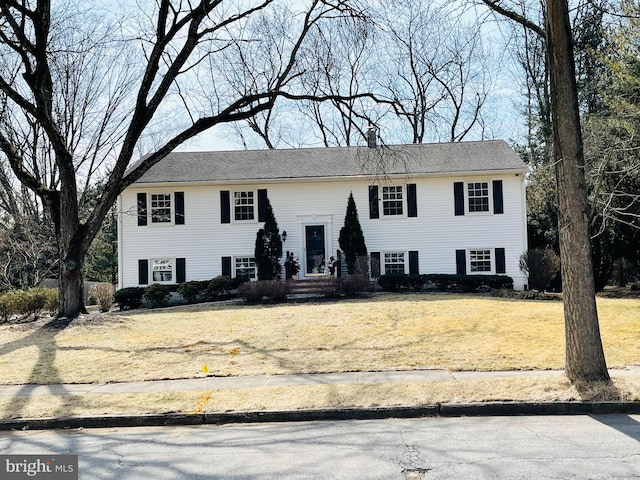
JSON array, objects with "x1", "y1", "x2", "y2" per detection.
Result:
[{"x1": 2, "y1": 292, "x2": 639, "y2": 385}]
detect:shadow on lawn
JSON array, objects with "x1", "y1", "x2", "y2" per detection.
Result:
[{"x1": 0, "y1": 316, "x2": 87, "y2": 419}]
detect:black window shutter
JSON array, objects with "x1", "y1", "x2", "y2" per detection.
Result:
[
  {"x1": 369, "y1": 186, "x2": 379, "y2": 219},
  {"x1": 454, "y1": 182, "x2": 465, "y2": 216},
  {"x1": 495, "y1": 248, "x2": 506, "y2": 274},
  {"x1": 174, "y1": 192, "x2": 185, "y2": 224},
  {"x1": 370, "y1": 252, "x2": 381, "y2": 277},
  {"x1": 493, "y1": 180, "x2": 504, "y2": 214},
  {"x1": 456, "y1": 250, "x2": 466, "y2": 275},
  {"x1": 409, "y1": 250, "x2": 419, "y2": 275},
  {"x1": 176, "y1": 258, "x2": 186, "y2": 283},
  {"x1": 138, "y1": 259, "x2": 149, "y2": 285},
  {"x1": 220, "y1": 191, "x2": 230, "y2": 224},
  {"x1": 222, "y1": 256, "x2": 232, "y2": 277},
  {"x1": 258, "y1": 189, "x2": 268, "y2": 222},
  {"x1": 407, "y1": 184, "x2": 417, "y2": 218},
  {"x1": 137, "y1": 193, "x2": 147, "y2": 226}
]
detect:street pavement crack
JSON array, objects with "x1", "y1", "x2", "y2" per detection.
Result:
[{"x1": 392, "y1": 420, "x2": 431, "y2": 478}]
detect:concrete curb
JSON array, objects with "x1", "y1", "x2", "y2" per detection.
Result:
[{"x1": 2, "y1": 402, "x2": 640, "y2": 431}]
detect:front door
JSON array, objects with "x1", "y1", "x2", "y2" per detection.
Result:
[{"x1": 305, "y1": 225, "x2": 326, "y2": 275}]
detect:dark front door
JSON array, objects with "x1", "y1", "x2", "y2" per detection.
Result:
[{"x1": 305, "y1": 225, "x2": 326, "y2": 274}]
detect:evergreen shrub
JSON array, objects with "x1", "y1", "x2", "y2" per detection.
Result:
[
  {"x1": 207, "y1": 276, "x2": 235, "y2": 298},
  {"x1": 177, "y1": 280, "x2": 209, "y2": 303},
  {"x1": 0, "y1": 287, "x2": 58, "y2": 321},
  {"x1": 378, "y1": 274, "x2": 514, "y2": 293},
  {"x1": 114, "y1": 287, "x2": 145, "y2": 310},
  {"x1": 143, "y1": 283, "x2": 172, "y2": 308}
]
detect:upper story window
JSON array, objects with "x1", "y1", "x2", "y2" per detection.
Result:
[
  {"x1": 384, "y1": 252, "x2": 406, "y2": 274},
  {"x1": 382, "y1": 186, "x2": 404, "y2": 216},
  {"x1": 151, "y1": 258, "x2": 174, "y2": 283},
  {"x1": 235, "y1": 256, "x2": 257, "y2": 281},
  {"x1": 454, "y1": 180, "x2": 503, "y2": 216},
  {"x1": 469, "y1": 249, "x2": 491, "y2": 272},
  {"x1": 467, "y1": 182, "x2": 489, "y2": 213},
  {"x1": 234, "y1": 191, "x2": 255, "y2": 221},
  {"x1": 150, "y1": 193, "x2": 172, "y2": 223}
]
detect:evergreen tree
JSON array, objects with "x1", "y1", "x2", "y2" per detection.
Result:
[
  {"x1": 339, "y1": 192, "x2": 367, "y2": 274},
  {"x1": 254, "y1": 197, "x2": 283, "y2": 280},
  {"x1": 85, "y1": 207, "x2": 118, "y2": 283}
]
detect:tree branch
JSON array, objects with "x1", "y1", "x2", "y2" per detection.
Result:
[{"x1": 479, "y1": 0, "x2": 546, "y2": 38}]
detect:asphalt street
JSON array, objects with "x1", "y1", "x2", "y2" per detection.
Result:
[{"x1": 2, "y1": 415, "x2": 640, "y2": 479}]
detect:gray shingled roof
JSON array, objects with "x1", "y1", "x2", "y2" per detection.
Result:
[{"x1": 133, "y1": 140, "x2": 525, "y2": 184}]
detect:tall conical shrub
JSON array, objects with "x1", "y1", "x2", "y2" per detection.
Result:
[
  {"x1": 254, "y1": 197, "x2": 283, "y2": 280},
  {"x1": 339, "y1": 192, "x2": 367, "y2": 274}
]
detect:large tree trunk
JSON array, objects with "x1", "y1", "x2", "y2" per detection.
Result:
[
  {"x1": 545, "y1": 0, "x2": 610, "y2": 382},
  {"x1": 59, "y1": 247, "x2": 87, "y2": 318},
  {"x1": 56, "y1": 157, "x2": 89, "y2": 318}
]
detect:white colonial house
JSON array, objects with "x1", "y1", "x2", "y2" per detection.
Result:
[{"x1": 117, "y1": 139, "x2": 529, "y2": 290}]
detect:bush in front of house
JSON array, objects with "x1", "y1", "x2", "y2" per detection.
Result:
[
  {"x1": 143, "y1": 283, "x2": 172, "y2": 308},
  {"x1": 339, "y1": 274, "x2": 373, "y2": 297},
  {"x1": 377, "y1": 273, "x2": 413, "y2": 292},
  {"x1": 177, "y1": 280, "x2": 210, "y2": 303},
  {"x1": 114, "y1": 287, "x2": 145, "y2": 311},
  {"x1": 207, "y1": 275, "x2": 235, "y2": 298},
  {"x1": 490, "y1": 289, "x2": 562, "y2": 301},
  {"x1": 378, "y1": 273, "x2": 514, "y2": 293},
  {"x1": 89, "y1": 282, "x2": 115, "y2": 312},
  {"x1": 238, "y1": 280, "x2": 289, "y2": 303}
]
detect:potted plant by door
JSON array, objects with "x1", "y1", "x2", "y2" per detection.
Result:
[{"x1": 286, "y1": 252, "x2": 300, "y2": 280}]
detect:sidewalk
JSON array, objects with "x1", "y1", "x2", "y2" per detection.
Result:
[{"x1": 2, "y1": 366, "x2": 640, "y2": 398}]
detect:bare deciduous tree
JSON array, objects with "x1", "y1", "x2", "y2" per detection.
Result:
[
  {"x1": 375, "y1": 0, "x2": 490, "y2": 143},
  {"x1": 0, "y1": 0, "x2": 377, "y2": 317}
]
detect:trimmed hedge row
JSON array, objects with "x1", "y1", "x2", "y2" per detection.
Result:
[
  {"x1": 0, "y1": 287, "x2": 59, "y2": 322},
  {"x1": 377, "y1": 273, "x2": 514, "y2": 293},
  {"x1": 114, "y1": 276, "x2": 245, "y2": 310}
]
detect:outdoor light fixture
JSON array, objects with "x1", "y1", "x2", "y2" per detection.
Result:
[{"x1": 282, "y1": 230, "x2": 287, "y2": 242}]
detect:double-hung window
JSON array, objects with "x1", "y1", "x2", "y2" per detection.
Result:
[
  {"x1": 382, "y1": 186, "x2": 404, "y2": 216},
  {"x1": 384, "y1": 252, "x2": 406, "y2": 274},
  {"x1": 467, "y1": 182, "x2": 489, "y2": 213},
  {"x1": 469, "y1": 249, "x2": 492, "y2": 272},
  {"x1": 151, "y1": 258, "x2": 174, "y2": 283},
  {"x1": 235, "y1": 257, "x2": 257, "y2": 281},
  {"x1": 234, "y1": 191, "x2": 255, "y2": 221},
  {"x1": 150, "y1": 193, "x2": 172, "y2": 223}
]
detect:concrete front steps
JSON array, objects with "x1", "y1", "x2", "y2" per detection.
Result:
[{"x1": 287, "y1": 277, "x2": 339, "y2": 297}]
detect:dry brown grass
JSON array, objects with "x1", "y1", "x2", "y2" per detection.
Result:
[
  {"x1": 2, "y1": 375, "x2": 639, "y2": 420},
  {"x1": 2, "y1": 292, "x2": 640, "y2": 420},
  {"x1": 1, "y1": 293, "x2": 639, "y2": 386}
]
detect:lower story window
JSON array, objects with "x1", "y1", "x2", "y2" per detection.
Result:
[
  {"x1": 384, "y1": 252, "x2": 406, "y2": 274},
  {"x1": 470, "y1": 249, "x2": 491, "y2": 272},
  {"x1": 235, "y1": 257, "x2": 257, "y2": 281},
  {"x1": 151, "y1": 258, "x2": 174, "y2": 282}
]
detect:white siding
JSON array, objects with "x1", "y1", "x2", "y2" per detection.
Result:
[{"x1": 118, "y1": 173, "x2": 527, "y2": 289}]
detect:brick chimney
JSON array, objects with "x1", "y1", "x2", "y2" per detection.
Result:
[{"x1": 367, "y1": 126, "x2": 377, "y2": 148}]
